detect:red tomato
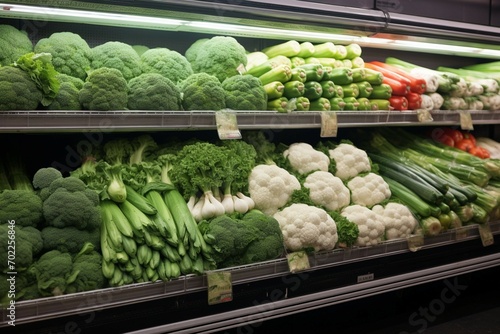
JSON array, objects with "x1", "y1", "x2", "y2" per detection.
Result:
[
  {"x1": 436, "y1": 134, "x2": 455, "y2": 147},
  {"x1": 462, "y1": 132, "x2": 476, "y2": 146},
  {"x1": 470, "y1": 146, "x2": 491, "y2": 159},
  {"x1": 455, "y1": 138, "x2": 475, "y2": 152},
  {"x1": 443, "y1": 129, "x2": 464, "y2": 144}
]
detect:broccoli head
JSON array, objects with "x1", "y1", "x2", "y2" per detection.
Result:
[
  {"x1": 127, "y1": 73, "x2": 182, "y2": 110},
  {"x1": 179, "y1": 72, "x2": 226, "y2": 111},
  {"x1": 66, "y1": 243, "x2": 106, "y2": 294},
  {"x1": 0, "y1": 24, "x2": 33, "y2": 66},
  {"x1": 41, "y1": 226, "x2": 100, "y2": 253},
  {"x1": 0, "y1": 225, "x2": 43, "y2": 272},
  {"x1": 32, "y1": 166, "x2": 63, "y2": 190},
  {"x1": 79, "y1": 67, "x2": 128, "y2": 110},
  {"x1": 140, "y1": 48, "x2": 193, "y2": 85},
  {"x1": 29, "y1": 249, "x2": 76, "y2": 296},
  {"x1": 34, "y1": 32, "x2": 92, "y2": 81},
  {"x1": 222, "y1": 74, "x2": 268, "y2": 110},
  {"x1": 0, "y1": 189, "x2": 43, "y2": 227},
  {"x1": 47, "y1": 73, "x2": 84, "y2": 110},
  {"x1": 188, "y1": 36, "x2": 247, "y2": 83},
  {"x1": 185, "y1": 38, "x2": 209, "y2": 62},
  {"x1": 91, "y1": 41, "x2": 142, "y2": 81},
  {"x1": 0, "y1": 66, "x2": 42, "y2": 111}
]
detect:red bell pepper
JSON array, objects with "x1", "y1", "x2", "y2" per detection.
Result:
[
  {"x1": 369, "y1": 61, "x2": 427, "y2": 94},
  {"x1": 405, "y1": 91, "x2": 422, "y2": 110},
  {"x1": 389, "y1": 96, "x2": 408, "y2": 111},
  {"x1": 365, "y1": 62, "x2": 411, "y2": 95}
]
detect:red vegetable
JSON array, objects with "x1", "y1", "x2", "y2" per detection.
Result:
[
  {"x1": 436, "y1": 134, "x2": 455, "y2": 147},
  {"x1": 462, "y1": 132, "x2": 476, "y2": 146},
  {"x1": 469, "y1": 146, "x2": 490, "y2": 159},
  {"x1": 444, "y1": 128, "x2": 464, "y2": 144},
  {"x1": 369, "y1": 61, "x2": 427, "y2": 94},
  {"x1": 405, "y1": 92, "x2": 422, "y2": 110},
  {"x1": 389, "y1": 96, "x2": 408, "y2": 110},
  {"x1": 365, "y1": 63, "x2": 410, "y2": 95},
  {"x1": 455, "y1": 138, "x2": 475, "y2": 152}
]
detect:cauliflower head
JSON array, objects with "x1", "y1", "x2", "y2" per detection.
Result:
[
  {"x1": 221, "y1": 74, "x2": 267, "y2": 110},
  {"x1": 372, "y1": 202, "x2": 418, "y2": 240},
  {"x1": 0, "y1": 66, "x2": 42, "y2": 111},
  {"x1": 140, "y1": 48, "x2": 193, "y2": 84},
  {"x1": 127, "y1": 73, "x2": 182, "y2": 110},
  {"x1": 34, "y1": 32, "x2": 92, "y2": 81},
  {"x1": 284, "y1": 142, "x2": 330, "y2": 175},
  {"x1": 0, "y1": 25, "x2": 33, "y2": 66},
  {"x1": 341, "y1": 204, "x2": 385, "y2": 247},
  {"x1": 329, "y1": 142, "x2": 371, "y2": 180},
  {"x1": 273, "y1": 203, "x2": 338, "y2": 252},
  {"x1": 188, "y1": 36, "x2": 247, "y2": 83},
  {"x1": 179, "y1": 72, "x2": 226, "y2": 111},
  {"x1": 248, "y1": 164, "x2": 301, "y2": 216},
  {"x1": 91, "y1": 41, "x2": 142, "y2": 81},
  {"x1": 79, "y1": 67, "x2": 128, "y2": 111},
  {"x1": 304, "y1": 171, "x2": 350, "y2": 211},
  {"x1": 347, "y1": 172, "x2": 391, "y2": 207}
]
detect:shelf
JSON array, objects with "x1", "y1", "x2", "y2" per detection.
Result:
[
  {"x1": 1, "y1": 221, "x2": 498, "y2": 330},
  {"x1": 0, "y1": 110, "x2": 498, "y2": 133}
]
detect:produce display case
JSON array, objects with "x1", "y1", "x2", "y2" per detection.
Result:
[{"x1": 1, "y1": 0, "x2": 500, "y2": 333}]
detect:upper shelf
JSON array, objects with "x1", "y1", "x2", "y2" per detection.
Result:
[{"x1": 0, "y1": 110, "x2": 498, "y2": 133}]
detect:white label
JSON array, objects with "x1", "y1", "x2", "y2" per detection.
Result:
[{"x1": 357, "y1": 273, "x2": 374, "y2": 283}]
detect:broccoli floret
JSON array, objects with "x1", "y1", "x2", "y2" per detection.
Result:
[
  {"x1": 29, "y1": 249, "x2": 76, "y2": 296},
  {"x1": 34, "y1": 32, "x2": 92, "y2": 81},
  {"x1": 0, "y1": 190, "x2": 43, "y2": 227},
  {"x1": 179, "y1": 72, "x2": 226, "y2": 111},
  {"x1": 0, "y1": 66, "x2": 42, "y2": 111},
  {"x1": 91, "y1": 41, "x2": 142, "y2": 81},
  {"x1": 1, "y1": 270, "x2": 40, "y2": 304},
  {"x1": 79, "y1": 67, "x2": 128, "y2": 110},
  {"x1": 328, "y1": 210, "x2": 359, "y2": 248},
  {"x1": 222, "y1": 74, "x2": 268, "y2": 110},
  {"x1": 127, "y1": 73, "x2": 182, "y2": 110},
  {"x1": 47, "y1": 73, "x2": 84, "y2": 110},
  {"x1": 66, "y1": 243, "x2": 106, "y2": 294},
  {"x1": 42, "y1": 176, "x2": 101, "y2": 231},
  {"x1": 0, "y1": 225, "x2": 43, "y2": 272},
  {"x1": 185, "y1": 38, "x2": 209, "y2": 62},
  {"x1": 32, "y1": 167, "x2": 63, "y2": 190},
  {"x1": 188, "y1": 36, "x2": 247, "y2": 83},
  {"x1": 140, "y1": 48, "x2": 193, "y2": 85},
  {"x1": 41, "y1": 226, "x2": 100, "y2": 253},
  {"x1": 0, "y1": 25, "x2": 33, "y2": 66}
]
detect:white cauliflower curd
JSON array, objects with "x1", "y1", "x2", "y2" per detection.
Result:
[
  {"x1": 283, "y1": 142, "x2": 330, "y2": 175},
  {"x1": 340, "y1": 204, "x2": 385, "y2": 247},
  {"x1": 347, "y1": 172, "x2": 391, "y2": 207},
  {"x1": 304, "y1": 171, "x2": 350, "y2": 211},
  {"x1": 372, "y1": 202, "x2": 418, "y2": 240},
  {"x1": 328, "y1": 142, "x2": 371, "y2": 180}
]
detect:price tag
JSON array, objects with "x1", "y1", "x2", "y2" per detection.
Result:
[
  {"x1": 287, "y1": 251, "x2": 310, "y2": 273},
  {"x1": 459, "y1": 110, "x2": 474, "y2": 131},
  {"x1": 320, "y1": 111, "x2": 338, "y2": 138},
  {"x1": 478, "y1": 223, "x2": 494, "y2": 247},
  {"x1": 407, "y1": 234, "x2": 424, "y2": 252},
  {"x1": 207, "y1": 271, "x2": 233, "y2": 305},
  {"x1": 215, "y1": 109, "x2": 241, "y2": 140},
  {"x1": 416, "y1": 109, "x2": 433, "y2": 123},
  {"x1": 455, "y1": 226, "x2": 468, "y2": 241}
]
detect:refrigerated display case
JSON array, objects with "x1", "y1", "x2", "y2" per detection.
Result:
[{"x1": 1, "y1": 1, "x2": 500, "y2": 333}]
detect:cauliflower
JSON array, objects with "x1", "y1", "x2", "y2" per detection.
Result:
[
  {"x1": 347, "y1": 172, "x2": 391, "y2": 207},
  {"x1": 140, "y1": 48, "x2": 193, "y2": 85},
  {"x1": 273, "y1": 203, "x2": 338, "y2": 252},
  {"x1": 34, "y1": 32, "x2": 92, "y2": 81},
  {"x1": 341, "y1": 204, "x2": 385, "y2": 247},
  {"x1": 79, "y1": 67, "x2": 128, "y2": 110},
  {"x1": 0, "y1": 66, "x2": 42, "y2": 111},
  {"x1": 283, "y1": 142, "x2": 331, "y2": 175},
  {"x1": 248, "y1": 164, "x2": 301, "y2": 216},
  {"x1": 304, "y1": 171, "x2": 350, "y2": 211},
  {"x1": 221, "y1": 74, "x2": 268, "y2": 110},
  {"x1": 328, "y1": 142, "x2": 371, "y2": 180},
  {"x1": 372, "y1": 202, "x2": 418, "y2": 240},
  {"x1": 179, "y1": 72, "x2": 226, "y2": 111},
  {"x1": 91, "y1": 41, "x2": 142, "y2": 81},
  {"x1": 127, "y1": 73, "x2": 182, "y2": 110},
  {"x1": 0, "y1": 24, "x2": 33, "y2": 66}
]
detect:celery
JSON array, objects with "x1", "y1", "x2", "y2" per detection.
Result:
[{"x1": 262, "y1": 40, "x2": 301, "y2": 58}]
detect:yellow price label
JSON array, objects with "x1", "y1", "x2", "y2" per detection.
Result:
[{"x1": 207, "y1": 271, "x2": 233, "y2": 305}]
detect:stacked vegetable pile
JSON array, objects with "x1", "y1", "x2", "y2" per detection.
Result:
[{"x1": 356, "y1": 127, "x2": 500, "y2": 236}]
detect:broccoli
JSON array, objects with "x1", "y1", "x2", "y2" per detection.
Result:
[
  {"x1": 91, "y1": 41, "x2": 142, "y2": 81},
  {"x1": 29, "y1": 249, "x2": 76, "y2": 297},
  {"x1": 328, "y1": 210, "x2": 359, "y2": 248},
  {"x1": 34, "y1": 32, "x2": 92, "y2": 81},
  {"x1": 140, "y1": 48, "x2": 193, "y2": 85},
  {"x1": 179, "y1": 72, "x2": 226, "y2": 111},
  {"x1": 127, "y1": 73, "x2": 182, "y2": 110},
  {"x1": 0, "y1": 24, "x2": 33, "y2": 66},
  {"x1": 41, "y1": 226, "x2": 100, "y2": 254},
  {"x1": 0, "y1": 190, "x2": 43, "y2": 227},
  {"x1": 47, "y1": 73, "x2": 84, "y2": 110},
  {"x1": 32, "y1": 166, "x2": 63, "y2": 190},
  {"x1": 1, "y1": 270, "x2": 40, "y2": 304},
  {"x1": 42, "y1": 176, "x2": 101, "y2": 231},
  {"x1": 185, "y1": 38, "x2": 209, "y2": 62},
  {"x1": 0, "y1": 66, "x2": 42, "y2": 111},
  {"x1": 188, "y1": 36, "x2": 247, "y2": 83},
  {"x1": 79, "y1": 67, "x2": 129, "y2": 110},
  {"x1": 65, "y1": 242, "x2": 106, "y2": 294},
  {"x1": 222, "y1": 74, "x2": 268, "y2": 110},
  {"x1": 0, "y1": 225, "x2": 43, "y2": 272}
]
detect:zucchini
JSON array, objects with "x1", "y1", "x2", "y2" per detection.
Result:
[
  {"x1": 341, "y1": 83, "x2": 360, "y2": 98},
  {"x1": 370, "y1": 84, "x2": 393, "y2": 99},
  {"x1": 355, "y1": 81, "x2": 373, "y2": 98},
  {"x1": 290, "y1": 56, "x2": 306, "y2": 68},
  {"x1": 334, "y1": 45, "x2": 347, "y2": 60},
  {"x1": 356, "y1": 97, "x2": 372, "y2": 111},
  {"x1": 351, "y1": 68, "x2": 366, "y2": 82},
  {"x1": 329, "y1": 97, "x2": 346, "y2": 110},
  {"x1": 290, "y1": 67, "x2": 307, "y2": 83},
  {"x1": 263, "y1": 81, "x2": 285, "y2": 100},
  {"x1": 303, "y1": 81, "x2": 323, "y2": 100},
  {"x1": 294, "y1": 96, "x2": 310, "y2": 111},
  {"x1": 313, "y1": 42, "x2": 337, "y2": 58},
  {"x1": 246, "y1": 55, "x2": 291, "y2": 77},
  {"x1": 323, "y1": 67, "x2": 353, "y2": 85},
  {"x1": 369, "y1": 99, "x2": 391, "y2": 110},
  {"x1": 262, "y1": 40, "x2": 301, "y2": 58},
  {"x1": 267, "y1": 97, "x2": 289, "y2": 112},
  {"x1": 343, "y1": 97, "x2": 359, "y2": 110},
  {"x1": 363, "y1": 68, "x2": 384, "y2": 85},
  {"x1": 258, "y1": 64, "x2": 292, "y2": 85},
  {"x1": 320, "y1": 80, "x2": 336, "y2": 99},
  {"x1": 283, "y1": 80, "x2": 305, "y2": 98},
  {"x1": 345, "y1": 43, "x2": 362, "y2": 59},
  {"x1": 297, "y1": 41, "x2": 316, "y2": 58},
  {"x1": 309, "y1": 97, "x2": 331, "y2": 111},
  {"x1": 297, "y1": 63, "x2": 324, "y2": 81}
]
